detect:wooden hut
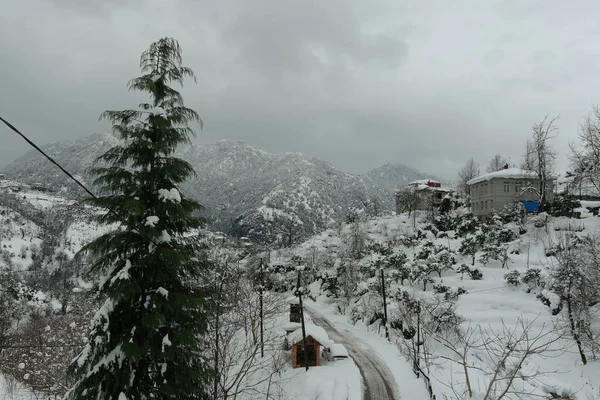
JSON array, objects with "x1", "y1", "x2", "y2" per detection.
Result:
[{"x1": 288, "y1": 325, "x2": 332, "y2": 368}]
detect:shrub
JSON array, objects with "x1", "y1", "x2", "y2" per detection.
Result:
[{"x1": 504, "y1": 270, "x2": 521, "y2": 286}]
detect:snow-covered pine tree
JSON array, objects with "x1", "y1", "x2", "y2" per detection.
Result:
[{"x1": 68, "y1": 38, "x2": 213, "y2": 399}]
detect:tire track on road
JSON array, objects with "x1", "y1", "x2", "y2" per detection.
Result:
[{"x1": 306, "y1": 307, "x2": 399, "y2": 400}]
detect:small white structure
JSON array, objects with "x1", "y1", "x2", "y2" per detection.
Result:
[
  {"x1": 282, "y1": 322, "x2": 301, "y2": 335},
  {"x1": 328, "y1": 343, "x2": 349, "y2": 360}
]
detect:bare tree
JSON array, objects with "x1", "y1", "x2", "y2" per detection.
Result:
[
  {"x1": 525, "y1": 115, "x2": 558, "y2": 209},
  {"x1": 545, "y1": 233, "x2": 600, "y2": 364},
  {"x1": 395, "y1": 188, "x2": 420, "y2": 217},
  {"x1": 208, "y1": 259, "x2": 290, "y2": 400},
  {"x1": 570, "y1": 105, "x2": 600, "y2": 195},
  {"x1": 436, "y1": 316, "x2": 563, "y2": 400},
  {"x1": 486, "y1": 154, "x2": 508, "y2": 173},
  {"x1": 457, "y1": 158, "x2": 480, "y2": 196},
  {"x1": 520, "y1": 140, "x2": 537, "y2": 171}
]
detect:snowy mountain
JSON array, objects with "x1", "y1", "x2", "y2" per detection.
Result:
[
  {"x1": 0, "y1": 134, "x2": 439, "y2": 241},
  {"x1": 363, "y1": 162, "x2": 442, "y2": 194}
]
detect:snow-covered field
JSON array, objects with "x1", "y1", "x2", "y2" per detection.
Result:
[
  {"x1": 0, "y1": 375, "x2": 35, "y2": 400},
  {"x1": 280, "y1": 209, "x2": 600, "y2": 400},
  {"x1": 2, "y1": 177, "x2": 599, "y2": 400}
]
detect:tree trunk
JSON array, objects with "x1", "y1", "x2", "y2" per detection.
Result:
[{"x1": 567, "y1": 292, "x2": 587, "y2": 365}]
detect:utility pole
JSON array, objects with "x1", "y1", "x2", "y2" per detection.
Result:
[
  {"x1": 259, "y1": 257, "x2": 264, "y2": 358},
  {"x1": 416, "y1": 300, "x2": 421, "y2": 368},
  {"x1": 380, "y1": 269, "x2": 389, "y2": 340},
  {"x1": 295, "y1": 265, "x2": 309, "y2": 371},
  {"x1": 213, "y1": 259, "x2": 227, "y2": 400}
]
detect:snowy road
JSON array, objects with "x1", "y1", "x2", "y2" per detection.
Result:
[{"x1": 306, "y1": 307, "x2": 399, "y2": 400}]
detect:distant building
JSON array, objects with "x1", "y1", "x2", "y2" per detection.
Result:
[
  {"x1": 556, "y1": 172, "x2": 600, "y2": 200},
  {"x1": 467, "y1": 167, "x2": 554, "y2": 217},
  {"x1": 395, "y1": 179, "x2": 452, "y2": 214}
]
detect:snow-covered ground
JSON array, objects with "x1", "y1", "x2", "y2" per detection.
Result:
[
  {"x1": 282, "y1": 357, "x2": 362, "y2": 400},
  {"x1": 307, "y1": 297, "x2": 431, "y2": 400},
  {"x1": 279, "y1": 209, "x2": 600, "y2": 400},
  {"x1": 0, "y1": 375, "x2": 35, "y2": 400}
]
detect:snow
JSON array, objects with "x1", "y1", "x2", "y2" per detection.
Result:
[
  {"x1": 156, "y1": 287, "x2": 169, "y2": 298},
  {"x1": 282, "y1": 210, "x2": 600, "y2": 400},
  {"x1": 580, "y1": 200, "x2": 600, "y2": 208},
  {"x1": 408, "y1": 179, "x2": 441, "y2": 185},
  {"x1": 157, "y1": 230, "x2": 171, "y2": 243},
  {"x1": 308, "y1": 300, "x2": 431, "y2": 400},
  {"x1": 111, "y1": 260, "x2": 131, "y2": 283},
  {"x1": 157, "y1": 188, "x2": 181, "y2": 203},
  {"x1": 467, "y1": 167, "x2": 538, "y2": 185},
  {"x1": 145, "y1": 215, "x2": 159, "y2": 227},
  {"x1": 283, "y1": 359, "x2": 362, "y2": 400},
  {"x1": 329, "y1": 343, "x2": 348, "y2": 358},
  {"x1": 282, "y1": 322, "x2": 301, "y2": 332},
  {"x1": 161, "y1": 334, "x2": 172, "y2": 352},
  {"x1": 287, "y1": 324, "x2": 333, "y2": 348},
  {"x1": 287, "y1": 296, "x2": 300, "y2": 305}
]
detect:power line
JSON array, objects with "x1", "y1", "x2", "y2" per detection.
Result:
[
  {"x1": 0, "y1": 343, "x2": 82, "y2": 349},
  {"x1": 0, "y1": 116, "x2": 166, "y2": 249},
  {"x1": 0, "y1": 117, "x2": 97, "y2": 200}
]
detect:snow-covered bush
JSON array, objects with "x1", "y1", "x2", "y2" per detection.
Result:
[
  {"x1": 521, "y1": 268, "x2": 542, "y2": 292},
  {"x1": 504, "y1": 270, "x2": 521, "y2": 286},
  {"x1": 456, "y1": 264, "x2": 483, "y2": 280}
]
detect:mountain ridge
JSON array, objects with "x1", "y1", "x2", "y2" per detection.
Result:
[{"x1": 1, "y1": 134, "x2": 443, "y2": 242}]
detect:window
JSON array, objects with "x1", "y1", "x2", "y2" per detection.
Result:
[
  {"x1": 503, "y1": 182, "x2": 510, "y2": 192},
  {"x1": 490, "y1": 200, "x2": 493, "y2": 209},
  {"x1": 486, "y1": 200, "x2": 489, "y2": 209},
  {"x1": 489, "y1": 181, "x2": 494, "y2": 194},
  {"x1": 515, "y1": 181, "x2": 522, "y2": 193}
]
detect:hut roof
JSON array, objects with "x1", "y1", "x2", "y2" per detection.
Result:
[
  {"x1": 288, "y1": 324, "x2": 333, "y2": 348},
  {"x1": 287, "y1": 296, "x2": 300, "y2": 305}
]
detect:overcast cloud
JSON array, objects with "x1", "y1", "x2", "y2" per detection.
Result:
[{"x1": 2, "y1": 0, "x2": 600, "y2": 180}]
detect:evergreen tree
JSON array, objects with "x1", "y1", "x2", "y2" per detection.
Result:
[{"x1": 68, "y1": 38, "x2": 213, "y2": 399}]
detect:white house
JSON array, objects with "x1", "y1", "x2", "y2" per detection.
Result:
[{"x1": 467, "y1": 168, "x2": 554, "y2": 217}]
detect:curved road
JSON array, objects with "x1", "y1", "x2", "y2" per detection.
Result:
[{"x1": 306, "y1": 307, "x2": 399, "y2": 400}]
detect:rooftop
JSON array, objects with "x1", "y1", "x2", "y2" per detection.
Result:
[
  {"x1": 467, "y1": 168, "x2": 538, "y2": 186},
  {"x1": 287, "y1": 324, "x2": 333, "y2": 348},
  {"x1": 408, "y1": 179, "x2": 441, "y2": 185}
]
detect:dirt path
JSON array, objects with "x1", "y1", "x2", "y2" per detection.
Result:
[{"x1": 306, "y1": 307, "x2": 399, "y2": 400}]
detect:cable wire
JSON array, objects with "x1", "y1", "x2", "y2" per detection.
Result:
[
  {"x1": 0, "y1": 116, "x2": 97, "y2": 200},
  {"x1": 0, "y1": 116, "x2": 166, "y2": 249}
]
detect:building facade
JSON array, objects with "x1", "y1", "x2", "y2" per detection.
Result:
[
  {"x1": 395, "y1": 179, "x2": 452, "y2": 214},
  {"x1": 467, "y1": 168, "x2": 554, "y2": 217}
]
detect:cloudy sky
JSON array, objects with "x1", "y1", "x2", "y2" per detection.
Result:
[{"x1": 2, "y1": 0, "x2": 600, "y2": 180}]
